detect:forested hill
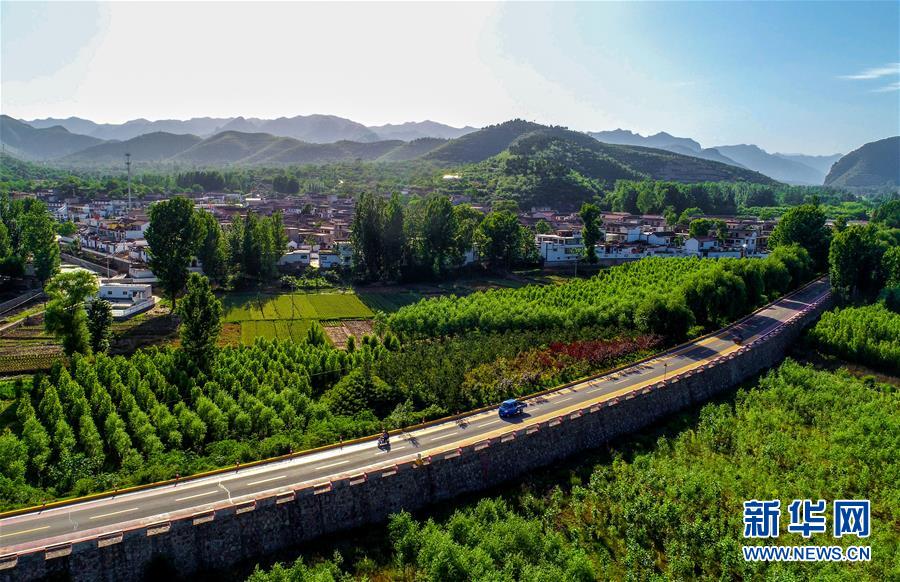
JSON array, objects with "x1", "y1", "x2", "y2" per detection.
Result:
[
  {"x1": 0, "y1": 115, "x2": 104, "y2": 160},
  {"x1": 60, "y1": 132, "x2": 203, "y2": 164},
  {"x1": 451, "y1": 127, "x2": 779, "y2": 209},
  {"x1": 824, "y1": 136, "x2": 900, "y2": 190}
]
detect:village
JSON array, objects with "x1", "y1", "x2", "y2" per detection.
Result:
[{"x1": 5, "y1": 188, "x2": 788, "y2": 321}]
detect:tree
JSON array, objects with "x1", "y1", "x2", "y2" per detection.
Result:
[
  {"x1": 381, "y1": 193, "x2": 406, "y2": 279},
  {"x1": 768, "y1": 204, "x2": 831, "y2": 270},
  {"x1": 421, "y1": 195, "x2": 459, "y2": 276},
  {"x1": 0, "y1": 430, "x2": 27, "y2": 482},
  {"x1": 87, "y1": 298, "x2": 113, "y2": 354},
  {"x1": 829, "y1": 225, "x2": 887, "y2": 301},
  {"x1": 44, "y1": 270, "x2": 98, "y2": 356},
  {"x1": 350, "y1": 192, "x2": 384, "y2": 281},
  {"x1": 535, "y1": 219, "x2": 553, "y2": 235},
  {"x1": 634, "y1": 295, "x2": 695, "y2": 342},
  {"x1": 883, "y1": 246, "x2": 900, "y2": 288},
  {"x1": 478, "y1": 211, "x2": 524, "y2": 271},
  {"x1": 872, "y1": 199, "x2": 900, "y2": 228},
  {"x1": 678, "y1": 207, "x2": 703, "y2": 228},
  {"x1": 195, "y1": 210, "x2": 227, "y2": 284},
  {"x1": 146, "y1": 197, "x2": 199, "y2": 308},
  {"x1": 176, "y1": 273, "x2": 222, "y2": 366},
  {"x1": 579, "y1": 203, "x2": 601, "y2": 263},
  {"x1": 306, "y1": 321, "x2": 327, "y2": 346},
  {"x1": 22, "y1": 201, "x2": 60, "y2": 283}
]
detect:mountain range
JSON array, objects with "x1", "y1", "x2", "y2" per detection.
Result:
[
  {"x1": 3, "y1": 114, "x2": 895, "y2": 190},
  {"x1": 589, "y1": 129, "x2": 842, "y2": 185},
  {"x1": 21, "y1": 115, "x2": 475, "y2": 145}
]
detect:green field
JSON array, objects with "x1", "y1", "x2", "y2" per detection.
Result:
[
  {"x1": 239, "y1": 320, "x2": 313, "y2": 344},
  {"x1": 221, "y1": 292, "x2": 374, "y2": 345},
  {"x1": 358, "y1": 291, "x2": 426, "y2": 313}
]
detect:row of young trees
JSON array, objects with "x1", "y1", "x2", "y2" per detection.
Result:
[
  {"x1": 809, "y1": 304, "x2": 900, "y2": 372},
  {"x1": 0, "y1": 330, "x2": 397, "y2": 504},
  {"x1": 351, "y1": 193, "x2": 537, "y2": 281},
  {"x1": 386, "y1": 247, "x2": 814, "y2": 341}
]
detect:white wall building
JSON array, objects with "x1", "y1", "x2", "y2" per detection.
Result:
[
  {"x1": 536, "y1": 232, "x2": 584, "y2": 264},
  {"x1": 96, "y1": 283, "x2": 156, "y2": 319}
]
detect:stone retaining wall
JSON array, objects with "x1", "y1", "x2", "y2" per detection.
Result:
[{"x1": 0, "y1": 291, "x2": 832, "y2": 582}]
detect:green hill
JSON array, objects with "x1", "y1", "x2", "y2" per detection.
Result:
[
  {"x1": 455, "y1": 127, "x2": 778, "y2": 209},
  {"x1": 0, "y1": 115, "x2": 104, "y2": 160},
  {"x1": 423, "y1": 119, "x2": 548, "y2": 163},
  {"x1": 59, "y1": 132, "x2": 202, "y2": 165},
  {"x1": 824, "y1": 136, "x2": 899, "y2": 190}
]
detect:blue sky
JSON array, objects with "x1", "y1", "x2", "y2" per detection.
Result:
[{"x1": 1, "y1": 1, "x2": 897, "y2": 155}]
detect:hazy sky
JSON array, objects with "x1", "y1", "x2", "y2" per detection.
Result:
[{"x1": 2, "y1": 1, "x2": 898, "y2": 155}]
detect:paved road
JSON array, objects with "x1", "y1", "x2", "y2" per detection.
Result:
[{"x1": 0, "y1": 278, "x2": 830, "y2": 554}]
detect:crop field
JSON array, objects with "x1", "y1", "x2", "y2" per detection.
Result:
[
  {"x1": 223, "y1": 292, "x2": 373, "y2": 322},
  {"x1": 222, "y1": 291, "x2": 374, "y2": 345},
  {"x1": 239, "y1": 320, "x2": 313, "y2": 344}
]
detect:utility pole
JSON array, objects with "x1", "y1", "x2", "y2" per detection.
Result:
[{"x1": 125, "y1": 152, "x2": 132, "y2": 212}]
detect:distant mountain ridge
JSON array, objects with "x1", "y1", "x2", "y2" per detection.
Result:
[
  {"x1": 22, "y1": 115, "x2": 475, "y2": 145},
  {"x1": 589, "y1": 128, "x2": 842, "y2": 185},
  {"x1": 0, "y1": 115, "x2": 105, "y2": 160},
  {"x1": 824, "y1": 136, "x2": 900, "y2": 190}
]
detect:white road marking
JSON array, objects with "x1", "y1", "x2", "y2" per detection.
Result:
[
  {"x1": 175, "y1": 490, "x2": 219, "y2": 502},
  {"x1": 316, "y1": 459, "x2": 351, "y2": 470},
  {"x1": 89, "y1": 507, "x2": 139, "y2": 520},
  {"x1": 246, "y1": 475, "x2": 286, "y2": 486},
  {"x1": 0, "y1": 525, "x2": 50, "y2": 538}
]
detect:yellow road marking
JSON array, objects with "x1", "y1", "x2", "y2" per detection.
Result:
[
  {"x1": 0, "y1": 525, "x2": 50, "y2": 539},
  {"x1": 89, "y1": 507, "x2": 139, "y2": 520}
]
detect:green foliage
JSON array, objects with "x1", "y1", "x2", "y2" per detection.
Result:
[
  {"x1": 579, "y1": 203, "x2": 601, "y2": 263},
  {"x1": 387, "y1": 252, "x2": 812, "y2": 339},
  {"x1": 872, "y1": 198, "x2": 900, "y2": 228},
  {"x1": 195, "y1": 210, "x2": 227, "y2": 284},
  {"x1": 21, "y1": 200, "x2": 60, "y2": 283},
  {"x1": 477, "y1": 210, "x2": 534, "y2": 270},
  {"x1": 43, "y1": 270, "x2": 98, "y2": 356},
  {"x1": 251, "y1": 361, "x2": 898, "y2": 581},
  {"x1": 768, "y1": 203, "x2": 831, "y2": 270},
  {"x1": 177, "y1": 274, "x2": 223, "y2": 366},
  {"x1": 829, "y1": 225, "x2": 892, "y2": 301},
  {"x1": 809, "y1": 304, "x2": 900, "y2": 372},
  {"x1": 146, "y1": 197, "x2": 200, "y2": 306},
  {"x1": 87, "y1": 298, "x2": 113, "y2": 354}
]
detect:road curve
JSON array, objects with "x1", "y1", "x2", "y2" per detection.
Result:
[{"x1": 0, "y1": 278, "x2": 831, "y2": 555}]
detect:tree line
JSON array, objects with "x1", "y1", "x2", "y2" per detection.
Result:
[{"x1": 350, "y1": 192, "x2": 538, "y2": 281}]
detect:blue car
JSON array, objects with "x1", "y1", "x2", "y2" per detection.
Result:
[{"x1": 498, "y1": 398, "x2": 527, "y2": 418}]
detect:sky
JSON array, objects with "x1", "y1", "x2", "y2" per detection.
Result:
[{"x1": 1, "y1": 1, "x2": 898, "y2": 155}]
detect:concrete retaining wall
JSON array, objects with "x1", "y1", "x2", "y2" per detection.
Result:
[{"x1": 0, "y1": 292, "x2": 832, "y2": 582}]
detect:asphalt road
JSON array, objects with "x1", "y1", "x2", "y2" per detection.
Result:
[{"x1": 0, "y1": 278, "x2": 831, "y2": 554}]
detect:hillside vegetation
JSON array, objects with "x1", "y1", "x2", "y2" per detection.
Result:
[
  {"x1": 825, "y1": 136, "x2": 900, "y2": 190},
  {"x1": 247, "y1": 359, "x2": 899, "y2": 581},
  {"x1": 448, "y1": 125, "x2": 778, "y2": 209}
]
